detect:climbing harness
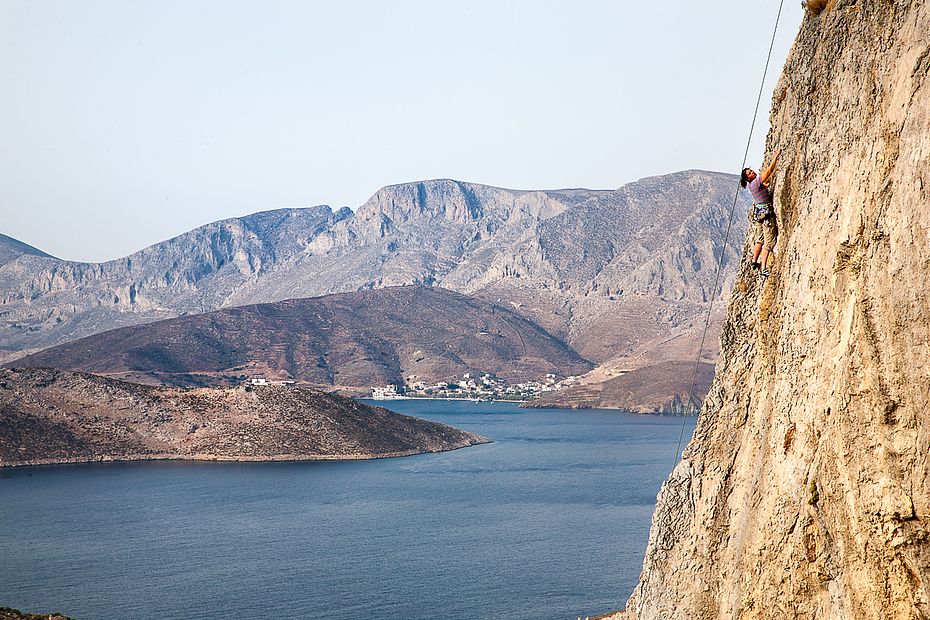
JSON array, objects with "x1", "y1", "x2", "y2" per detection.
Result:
[
  {"x1": 752, "y1": 203, "x2": 774, "y2": 222},
  {"x1": 672, "y1": 0, "x2": 787, "y2": 469}
]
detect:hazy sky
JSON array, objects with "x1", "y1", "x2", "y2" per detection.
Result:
[{"x1": 1, "y1": 0, "x2": 802, "y2": 262}]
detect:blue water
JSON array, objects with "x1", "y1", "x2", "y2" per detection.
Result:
[{"x1": 0, "y1": 401, "x2": 695, "y2": 620}]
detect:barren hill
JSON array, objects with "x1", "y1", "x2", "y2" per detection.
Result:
[
  {"x1": 526, "y1": 361, "x2": 715, "y2": 414},
  {"x1": 11, "y1": 286, "x2": 592, "y2": 390},
  {"x1": 0, "y1": 367, "x2": 489, "y2": 467}
]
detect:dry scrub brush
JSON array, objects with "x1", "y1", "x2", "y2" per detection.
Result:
[{"x1": 804, "y1": 0, "x2": 837, "y2": 15}]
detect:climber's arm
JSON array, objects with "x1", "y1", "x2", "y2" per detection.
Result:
[{"x1": 760, "y1": 148, "x2": 782, "y2": 185}]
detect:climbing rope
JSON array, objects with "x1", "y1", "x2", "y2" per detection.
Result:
[{"x1": 672, "y1": 0, "x2": 787, "y2": 469}]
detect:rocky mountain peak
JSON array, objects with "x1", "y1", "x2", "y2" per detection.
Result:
[{"x1": 355, "y1": 179, "x2": 488, "y2": 226}]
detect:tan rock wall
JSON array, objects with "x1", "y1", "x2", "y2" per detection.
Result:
[{"x1": 613, "y1": 2, "x2": 930, "y2": 618}]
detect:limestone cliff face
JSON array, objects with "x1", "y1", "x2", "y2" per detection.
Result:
[{"x1": 614, "y1": 2, "x2": 930, "y2": 619}]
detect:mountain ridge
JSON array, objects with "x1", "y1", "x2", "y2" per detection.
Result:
[
  {"x1": 0, "y1": 233, "x2": 55, "y2": 266},
  {"x1": 0, "y1": 170, "x2": 745, "y2": 362}
]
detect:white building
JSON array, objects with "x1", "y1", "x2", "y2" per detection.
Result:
[{"x1": 371, "y1": 385, "x2": 402, "y2": 399}]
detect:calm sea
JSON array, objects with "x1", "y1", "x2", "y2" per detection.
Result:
[{"x1": 0, "y1": 400, "x2": 695, "y2": 620}]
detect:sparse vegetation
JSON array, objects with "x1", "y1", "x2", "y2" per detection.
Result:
[
  {"x1": 0, "y1": 608, "x2": 72, "y2": 620},
  {"x1": 804, "y1": 0, "x2": 836, "y2": 16},
  {"x1": 783, "y1": 423, "x2": 796, "y2": 453}
]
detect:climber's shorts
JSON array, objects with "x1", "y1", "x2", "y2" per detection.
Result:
[{"x1": 755, "y1": 217, "x2": 777, "y2": 251}]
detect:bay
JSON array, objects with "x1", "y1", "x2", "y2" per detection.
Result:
[{"x1": 0, "y1": 400, "x2": 695, "y2": 620}]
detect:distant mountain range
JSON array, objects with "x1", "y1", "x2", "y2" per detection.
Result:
[
  {"x1": 1, "y1": 170, "x2": 748, "y2": 410},
  {"x1": 0, "y1": 206, "x2": 350, "y2": 359}
]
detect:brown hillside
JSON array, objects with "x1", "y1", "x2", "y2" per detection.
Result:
[
  {"x1": 11, "y1": 286, "x2": 592, "y2": 389},
  {"x1": 526, "y1": 361, "x2": 715, "y2": 413},
  {"x1": 0, "y1": 367, "x2": 489, "y2": 467}
]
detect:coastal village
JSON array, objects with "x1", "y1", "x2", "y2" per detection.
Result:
[
  {"x1": 370, "y1": 372, "x2": 580, "y2": 402},
  {"x1": 242, "y1": 373, "x2": 581, "y2": 403},
  {"x1": 241, "y1": 373, "x2": 581, "y2": 403}
]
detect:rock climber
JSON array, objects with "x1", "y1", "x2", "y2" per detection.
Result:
[{"x1": 740, "y1": 148, "x2": 781, "y2": 279}]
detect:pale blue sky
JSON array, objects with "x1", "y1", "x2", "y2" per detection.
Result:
[{"x1": 1, "y1": 0, "x2": 802, "y2": 262}]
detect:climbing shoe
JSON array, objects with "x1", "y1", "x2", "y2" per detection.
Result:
[
  {"x1": 760, "y1": 268, "x2": 770, "y2": 279},
  {"x1": 751, "y1": 262, "x2": 761, "y2": 270}
]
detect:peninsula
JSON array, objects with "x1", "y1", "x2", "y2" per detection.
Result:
[{"x1": 0, "y1": 367, "x2": 489, "y2": 467}]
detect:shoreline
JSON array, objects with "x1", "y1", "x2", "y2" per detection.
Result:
[
  {"x1": 368, "y1": 395, "x2": 700, "y2": 415},
  {"x1": 364, "y1": 395, "x2": 526, "y2": 404},
  {"x1": 0, "y1": 438, "x2": 493, "y2": 470}
]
